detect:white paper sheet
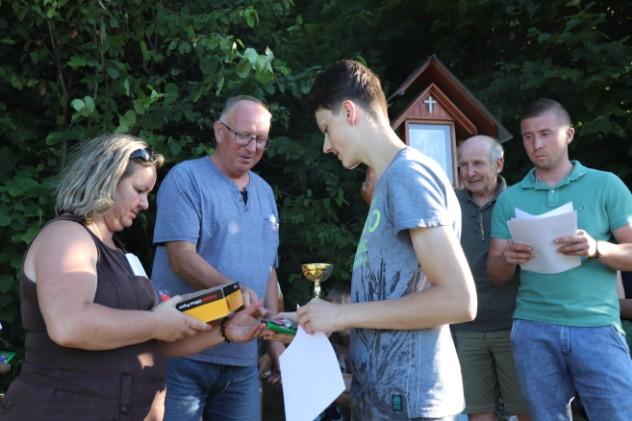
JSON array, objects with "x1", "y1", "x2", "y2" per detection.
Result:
[
  {"x1": 508, "y1": 203, "x2": 581, "y2": 274},
  {"x1": 514, "y1": 202, "x2": 573, "y2": 219},
  {"x1": 279, "y1": 326, "x2": 345, "y2": 421}
]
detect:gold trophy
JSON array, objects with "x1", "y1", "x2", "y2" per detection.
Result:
[{"x1": 302, "y1": 263, "x2": 333, "y2": 298}]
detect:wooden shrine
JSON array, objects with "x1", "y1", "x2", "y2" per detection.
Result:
[{"x1": 361, "y1": 55, "x2": 511, "y2": 203}]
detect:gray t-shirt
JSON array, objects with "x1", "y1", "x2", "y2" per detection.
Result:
[
  {"x1": 350, "y1": 147, "x2": 464, "y2": 419},
  {"x1": 152, "y1": 156, "x2": 279, "y2": 366}
]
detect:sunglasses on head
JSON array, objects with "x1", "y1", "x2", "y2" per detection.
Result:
[{"x1": 129, "y1": 147, "x2": 154, "y2": 162}]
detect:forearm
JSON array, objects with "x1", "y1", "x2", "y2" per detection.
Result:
[
  {"x1": 165, "y1": 301, "x2": 266, "y2": 356},
  {"x1": 162, "y1": 324, "x2": 225, "y2": 357},
  {"x1": 486, "y1": 254, "x2": 517, "y2": 285},
  {"x1": 340, "y1": 286, "x2": 474, "y2": 330},
  {"x1": 264, "y1": 269, "x2": 280, "y2": 315},
  {"x1": 298, "y1": 226, "x2": 477, "y2": 333},
  {"x1": 47, "y1": 303, "x2": 160, "y2": 350},
  {"x1": 169, "y1": 248, "x2": 232, "y2": 290},
  {"x1": 594, "y1": 242, "x2": 632, "y2": 272},
  {"x1": 263, "y1": 270, "x2": 286, "y2": 361}
]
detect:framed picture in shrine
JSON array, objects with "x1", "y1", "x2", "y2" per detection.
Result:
[{"x1": 405, "y1": 121, "x2": 456, "y2": 184}]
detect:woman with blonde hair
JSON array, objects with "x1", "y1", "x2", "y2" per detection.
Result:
[{"x1": 0, "y1": 134, "x2": 263, "y2": 420}]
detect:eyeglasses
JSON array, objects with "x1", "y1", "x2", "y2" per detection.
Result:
[
  {"x1": 129, "y1": 147, "x2": 154, "y2": 162},
  {"x1": 220, "y1": 122, "x2": 270, "y2": 150}
]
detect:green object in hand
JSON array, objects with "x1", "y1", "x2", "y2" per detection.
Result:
[
  {"x1": 0, "y1": 351, "x2": 15, "y2": 364},
  {"x1": 263, "y1": 319, "x2": 297, "y2": 336}
]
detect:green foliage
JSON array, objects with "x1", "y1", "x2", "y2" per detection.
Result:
[
  {"x1": 1, "y1": 0, "x2": 630, "y2": 397},
  {"x1": 0, "y1": 0, "x2": 327, "y2": 390},
  {"x1": 265, "y1": 132, "x2": 365, "y2": 305},
  {"x1": 365, "y1": 0, "x2": 632, "y2": 184}
]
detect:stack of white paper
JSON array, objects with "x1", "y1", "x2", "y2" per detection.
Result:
[
  {"x1": 279, "y1": 326, "x2": 345, "y2": 421},
  {"x1": 507, "y1": 202, "x2": 581, "y2": 274}
]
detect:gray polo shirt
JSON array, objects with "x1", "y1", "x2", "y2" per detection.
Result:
[{"x1": 452, "y1": 176, "x2": 519, "y2": 332}]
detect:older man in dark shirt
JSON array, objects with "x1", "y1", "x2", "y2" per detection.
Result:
[{"x1": 452, "y1": 135, "x2": 530, "y2": 421}]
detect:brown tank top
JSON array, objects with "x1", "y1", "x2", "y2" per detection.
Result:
[
  {"x1": 19, "y1": 215, "x2": 164, "y2": 378},
  {"x1": 0, "y1": 216, "x2": 165, "y2": 419}
]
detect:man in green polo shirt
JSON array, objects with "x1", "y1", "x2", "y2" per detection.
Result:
[
  {"x1": 487, "y1": 98, "x2": 632, "y2": 420},
  {"x1": 453, "y1": 135, "x2": 529, "y2": 421}
]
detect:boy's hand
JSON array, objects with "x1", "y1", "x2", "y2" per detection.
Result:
[
  {"x1": 503, "y1": 240, "x2": 534, "y2": 264},
  {"x1": 297, "y1": 298, "x2": 344, "y2": 334}
]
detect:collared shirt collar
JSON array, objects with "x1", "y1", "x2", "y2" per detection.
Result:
[
  {"x1": 458, "y1": 176, "x2": 507, "y2": 210},
  {"x1": 520, "y1": 160, "x2": 588, "y2": 190}
]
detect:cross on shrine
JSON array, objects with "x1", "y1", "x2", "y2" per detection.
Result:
[{"x1": 423, "y1": 95, "x2": 437, "y2": 113}]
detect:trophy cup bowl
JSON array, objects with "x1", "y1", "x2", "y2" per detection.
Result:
[{"x1": 301, "y1": 263, "x2": 333, "y2": 298}]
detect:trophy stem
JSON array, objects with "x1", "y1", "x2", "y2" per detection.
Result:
[{"x1": 302, "y1": 262, "x2": 332, "y2": 299}]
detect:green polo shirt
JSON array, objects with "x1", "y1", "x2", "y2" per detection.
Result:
[
  {"x1": 453, "y1": 176, "x2": 520, "y2": 332},
  {"x1": 491, "y1": 161, "x2": 632, "y2": 328}
]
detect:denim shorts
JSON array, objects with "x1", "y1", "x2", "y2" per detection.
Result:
[
  {"x1": 163, "y1": 357, "x2": 260, "y2": 421},
  {"x1": 511, "y1": 319, "x2": 632, "y2": 420}
]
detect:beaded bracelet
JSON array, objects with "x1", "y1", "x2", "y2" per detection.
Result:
[{"x1": 220, "y1": 317, "x2": 231, "y2": 343}]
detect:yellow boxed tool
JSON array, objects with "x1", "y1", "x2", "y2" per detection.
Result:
[{"x1": 176, "y1": 282, "x2": 244, "y2": 323}]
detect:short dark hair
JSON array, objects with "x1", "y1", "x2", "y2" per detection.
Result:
[
  {"x1": 305, "y1": 59, "x2": 388, "y2": 119},
  {"x1": 521, "y1": 98, "x2": 572, "y2": 126}
]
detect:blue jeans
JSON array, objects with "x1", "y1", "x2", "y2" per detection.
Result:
[
  {"x1": 163, "y1": 357, "x2": 260, "y2": 421},
  {"x1": 511, "y1": 319, "x2": 632, "y2": 420}
]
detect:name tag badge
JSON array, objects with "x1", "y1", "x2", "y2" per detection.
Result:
[{"x1": 125, "y1": 253, "x2": 148, "y2": 278}]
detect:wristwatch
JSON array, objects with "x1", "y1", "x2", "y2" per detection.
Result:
[{"x1": 588, "y1": 240, "x2": 602, "y2": 260}]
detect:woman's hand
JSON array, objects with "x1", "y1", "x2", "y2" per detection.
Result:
[{"x1": 151, "y1": 296, "x2": 211, "y2": 342}]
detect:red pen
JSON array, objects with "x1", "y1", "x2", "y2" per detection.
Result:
[{"x1": 159, "y1": 290, "x2": 171, "y2": 302}]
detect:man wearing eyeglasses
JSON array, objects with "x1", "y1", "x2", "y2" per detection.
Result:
[{"x1": 152, "y1": 95, "x2": 283, "y2": 421}]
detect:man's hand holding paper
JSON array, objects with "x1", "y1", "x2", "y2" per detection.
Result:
[
  {"x1": 502, "y1": 240, "x2": 534, "y2": 265},
  {"x1": 507, "y1": 202, "x2": 582, "y2": 274},
  {"x1": 554, "y1": 229, "x2": 598, "y2": 258}
]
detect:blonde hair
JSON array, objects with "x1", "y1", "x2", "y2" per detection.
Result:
[{"x1": 55, "y1": 134, "x2": 164, "y2": 221}]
